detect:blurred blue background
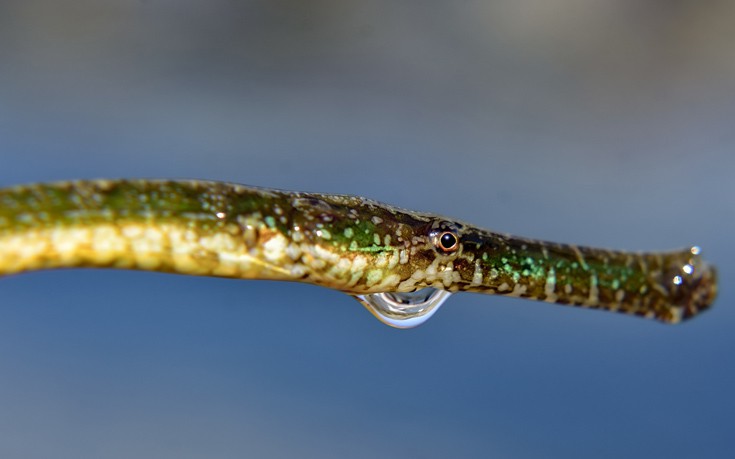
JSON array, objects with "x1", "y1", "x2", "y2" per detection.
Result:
[{"x1": 0, "y1": 1, "x2": 733, "y2": 458}]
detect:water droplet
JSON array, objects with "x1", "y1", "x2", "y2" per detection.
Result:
[{"x1": 352, "y1": 288, "x2": 452, "y2": 329}]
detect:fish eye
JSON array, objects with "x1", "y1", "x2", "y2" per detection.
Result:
[{"x1": 435, "y1": 230, "x2": 459, "y2": 253}]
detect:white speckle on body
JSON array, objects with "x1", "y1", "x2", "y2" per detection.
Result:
[
  {"x1": 316, "y1": 229, "x2": 331, "y2": 240},
  {"x1": 511, "y1": 283, "x2": 527, "y2": 296},
  {"x1": 544, "y1": 268, "x2": 557, "y2": 301},
  {"x1": 587, "y1": 273, "x2": 599, "y2": 305},
  {"x1": 263, "y1": 234, "x2": 287, "y2": 262},
  {"x1": 571, "y1": 245, "x2": 589, "y2": 271},
  {"x1": 471, "y1": 260, "x2": 483, "y2": 286},
  {"x1": 352, "y1": 255, "x2": 367, "y2": 272},
  {"x1": 366, "y1": 269, "x2": 383, "y2": 287}
]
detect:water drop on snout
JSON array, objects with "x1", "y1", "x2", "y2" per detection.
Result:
[{"x1": 352, "y1": 288, "x2": 452, "y2": 329}]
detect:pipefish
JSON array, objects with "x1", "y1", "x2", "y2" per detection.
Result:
[{"x1": 0, "y1": 179, "x2": 718, "y2": 328}]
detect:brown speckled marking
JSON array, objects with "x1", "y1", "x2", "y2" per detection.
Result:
[{"x1": 0, "y1": 179, "x2": 718, "y2": 323}]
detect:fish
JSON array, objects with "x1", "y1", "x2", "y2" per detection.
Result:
[{"x1": 0, "y1": 179, "x2": 717, "y2": 327}]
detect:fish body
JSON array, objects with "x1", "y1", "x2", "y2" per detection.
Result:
[{"x1": 0, "y1": 179, "x2": 717, "y2": 324}]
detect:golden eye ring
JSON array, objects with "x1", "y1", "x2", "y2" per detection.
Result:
[{"x1": 435, "y1": 230, "x2": 459, "y2": 253}]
